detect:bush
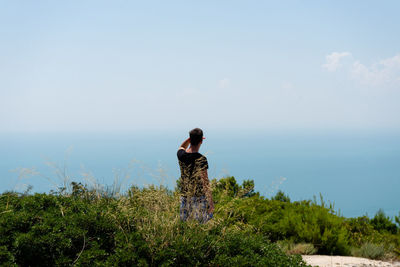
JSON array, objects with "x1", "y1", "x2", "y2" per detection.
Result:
[
  {"x1": 353, "y1": 242, "x2": 385, "y2": 260},
  {"x1": 277, "y1": 240, "x2": 316, "y2": 255},
  {"x1": 211, "y1": 231, "x2": 308, "y2": 266},
  {"x1": 2, "y1": 177, "x2": 399, "y2": 264},
  {"x1": 211, "y1": 176, "x2": 257, "y2": 202},
  {"x1": 215, "y1": 194, "x2": 351, "y2": 255},
  {"x1": 272, "y1": 190, "x2": 290, "y2": 203},
  {"x1": 371, "y1": 209, "x2": 398, "y2": 234},
  {"x1": 289, "y1": 244, "x2": 317, "y2": 255},
  {"x1": 0, "y1": 191, "x2": 149, "y2": 266},
  {"x1": 0, "y1": 183, "x2": 309, "y2": 266},
  {"x1": 345, "y1": 216, "x2": 375, "y2": 246}
]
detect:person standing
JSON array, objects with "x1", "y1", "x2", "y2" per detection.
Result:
[{"x1": 177, "y1": 128, "x2": 214, "y2": 223}]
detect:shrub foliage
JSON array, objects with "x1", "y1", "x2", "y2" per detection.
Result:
[
  {"x1": 0, "y1": 181, "x2": 308, "y2": 266},
  {"x1": 1, "y1": 176, "x2": 399, "y2": 265}
]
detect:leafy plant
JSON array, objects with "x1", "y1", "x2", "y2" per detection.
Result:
[
  {"x1": 1, "y1": 176, "x2": 399, "y2": 264},
  {"x1": 272, "y1": 190, "x2": 291, "y2": 203},
  {"x1": 353, "y1": 242, "x2": 386, "y2": 260},
  {"x1": 371, "y1": 209, "x2": 398, "y2": 234},
  {"x1": 0, "y1": 182, "x2": 311, "y2": 266},
  {"x1": 277, "y1": 240, "x2": 316, "y2": 255}
]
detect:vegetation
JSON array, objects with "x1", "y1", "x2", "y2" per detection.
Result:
[
  {"x1": 211, "y1": 177, "x2": 400, "y2": 261},
  {"x1": 0, "y1": 180, "x2": 308, "y2": 266},
  {"x1": 1, "y1": 175, "x2": 399, "y2": 266}
]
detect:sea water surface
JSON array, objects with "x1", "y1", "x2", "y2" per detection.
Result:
[{"x1": 1, "y1": 131, "x2": 399, "y2": 218}]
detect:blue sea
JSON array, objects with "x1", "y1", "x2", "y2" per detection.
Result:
[{"x1": 1, "y1": 131, "x2": 399, "y2": 218}]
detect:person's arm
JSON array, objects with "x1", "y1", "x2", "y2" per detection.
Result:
[
  {"x1": 201, "y1": 169, "x2": 214, "y2": 213},
  {"x1": 179, "y1": 137, "x2": 190, "y2": 151}
]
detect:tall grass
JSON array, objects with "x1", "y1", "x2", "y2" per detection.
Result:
[
  {"x1": 3, "y1": 157, "x2": 400, "y2": 264},
  {"x1": 0, "y1": 181, "x2": 309, "y2": 266}
]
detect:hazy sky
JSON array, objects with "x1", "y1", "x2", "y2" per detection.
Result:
[{"x1": 1, "y1": 1, "x2": 400, "y2": 133}]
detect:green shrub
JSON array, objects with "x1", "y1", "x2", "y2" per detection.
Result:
[
  {"x1": 215, "y1": 193, "x2": 351, "y2": 255},
  {"x1": 1, "y1": 177, "x2": 399, "y2": 264},
  {"x1": 345, "y1": 216, "x2": 375, "y2": 246},
  {"x1": 277, "y1": 240, "x2": 316, "y2": 255},
  {"x1": 353, "y1": 242, "x2": 385, "y2": 260},
  {"x1": 395, "y1": 212, "x2": 400, "y2": 228},
  {"x1": 0, "y1": 183, "x2": 310, "y2": 266},
  {"x1": 211, "y1": 230, "x2": 309, "y2": 266},
  {"x1": 211, "y1": 176, "x2": 257, "y2": 202},
  {"x1": 272, "y1": 190, "x2": 290, "y2": 203},
  {"x1": 0, "y1": 245, "x2": 15, "y2": 266},
  {"x1": 0, "y1": 192, "x2": 149, "y2": 266},
  {"x1": 289, "y1": 243, "x2": 317, "y2": 255},
  {"x1": 371, "y1": 209, "x2": 398, "y2": 234}
]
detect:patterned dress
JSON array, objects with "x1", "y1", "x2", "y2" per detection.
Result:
[{"x1": 177, "y1": 149, "x2": 212, "y2": 223}]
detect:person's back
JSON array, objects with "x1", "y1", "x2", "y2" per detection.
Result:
[
  {"x1": 177, "y1": 150, "x2": 208, "y2": 198},
  {"x1": 177, "y1": 128, "x2": 214, "y2": 223}
]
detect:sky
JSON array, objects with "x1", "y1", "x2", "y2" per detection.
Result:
[{"x1": 1, "y1": 1, "x2": 400, "y2": 133}]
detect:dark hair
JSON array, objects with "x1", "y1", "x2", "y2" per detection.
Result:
[{"x1": 189, "y1": 128, "x2": 203, "y2": 146}]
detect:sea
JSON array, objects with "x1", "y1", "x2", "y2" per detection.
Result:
[{"x1": 1, "y1": 131, "x2": 399, "y2": 219}]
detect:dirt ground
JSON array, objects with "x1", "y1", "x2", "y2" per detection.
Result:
[{"x1": 302, "y1": 255, "x2": 400, "y2": 267}]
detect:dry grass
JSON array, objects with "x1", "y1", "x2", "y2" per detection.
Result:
[{"x1": 277, "y1": 240, "x2": 317, "y2": 255}]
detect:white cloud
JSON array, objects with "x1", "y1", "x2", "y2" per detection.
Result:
[
  {"x1": 322, "y1": 52, "x2": 352, "y2": 71},
  {"x1": 351, "y1": 54, "x2": 400, "y2": 87},
  {"x1": 324, "y1": 52, "x2": 400, "y2": 87},
  {"x1": 218, "y1": 78, "x2": 230, "y2": 88}
]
